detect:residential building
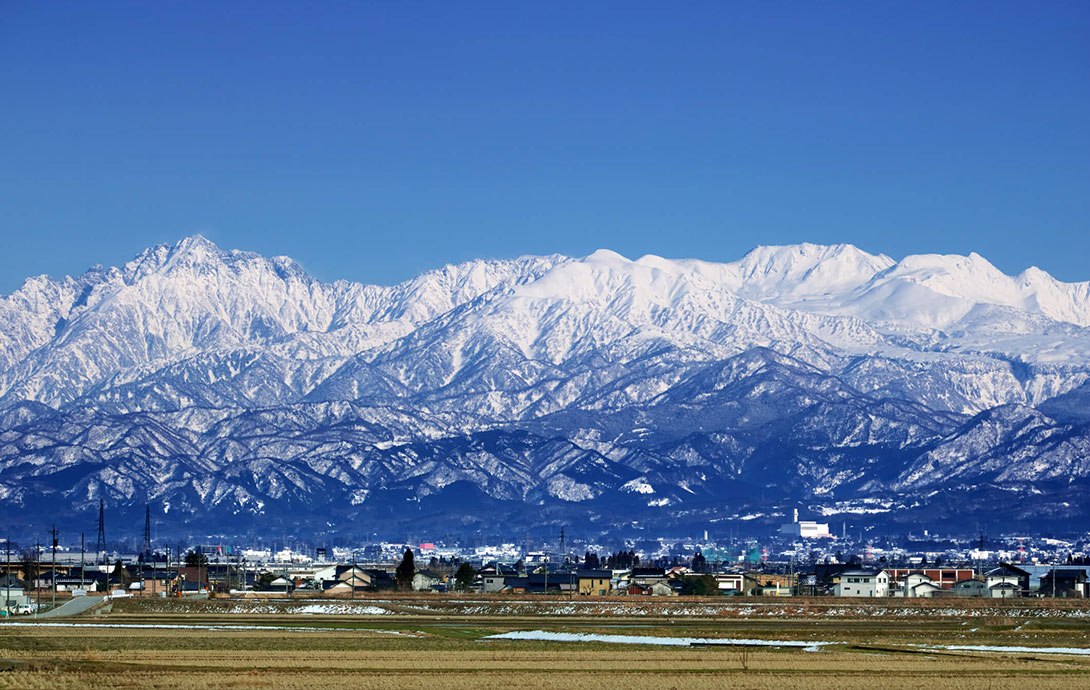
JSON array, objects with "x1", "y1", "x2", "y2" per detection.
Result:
[
  {"x1": 525, "y1": 573, "x2": 562, "y2": 595},
  {"x1": 411, "y1": 570, "x2": 442, "y2": 592},
  {"x1": 478, "y1": 566, "x2": 518, "y2": 593},
  {"x1": 1039, "y1": 569, "x2": 1088, "y2": 598},
  {"x1": 318, "y1": 565, "x2": 373, "y2": 593},
  {"x1": 953, "y1": 578, "x2": 987, "y2": 597},
  {"x1": 893, "y1": 572, "x2": 942, "y2": 598},
  {"x1": 713, "y1": 573, "x2": 744, "y2": 593},
  {"x1": 985, "y1": 564, "x2": 1030, "y2": 594},
  {"x1": 649, "y1": 581, "x2": 676, "y2": 596},
  {"x1": 987, "y1": 581, "x2": 1021, "y2": 598},
  {"x1": 833, "y1": 569, "x2": 890, "y2": 597},
  {"x1": 885, "y1": 568, "x2": 973, "y2": 590},
  {"x1": 500, "y1": 576, "x2": 528, "y2": 594},
  {"x1": 629, "y1": 568, "x2": 668, "y2": 587},
  {"x1": 576, "y1": 570, "x2": 611, "y2": 596}
]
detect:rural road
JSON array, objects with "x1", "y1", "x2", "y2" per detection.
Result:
[{"x1": 33, "y1": 596, "x2": 107, "y2": 619}]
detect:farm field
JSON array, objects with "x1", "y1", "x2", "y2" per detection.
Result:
[{"x1": 2, "y1": 596, "x2": 1089, "y2": 689}]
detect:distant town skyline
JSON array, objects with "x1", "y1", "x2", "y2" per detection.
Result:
[{"x1": 2, "y1": 2, "x2": 1089, "y2": 294}]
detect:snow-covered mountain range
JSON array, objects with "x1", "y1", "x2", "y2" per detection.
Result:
[{"x1": 2, "y1": 236, "x2": 1088, "y2": 538}]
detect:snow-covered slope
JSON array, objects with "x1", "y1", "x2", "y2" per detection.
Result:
[
  {"x1": 1, "y1": 236, "x2": 1088, "y2": 536},
  {"x1": 714, "y1": 244, "x2": 1090, "y2": 330}
]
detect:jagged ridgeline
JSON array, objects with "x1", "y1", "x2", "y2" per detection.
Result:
[{"x1": 1, "y1": 236, "x2": 1089, "y2": 538}]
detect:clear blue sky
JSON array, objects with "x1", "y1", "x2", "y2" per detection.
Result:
[{"x1": 1, "y1": 1, "x2": 1088, "y2": 293}]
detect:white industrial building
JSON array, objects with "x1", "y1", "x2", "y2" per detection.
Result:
[{"x1": 779, "y1": 509, "x2": 832, "y2": 538}]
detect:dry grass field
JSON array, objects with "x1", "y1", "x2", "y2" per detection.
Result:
[{"x1": 2, "y1": 595, "x2": 1089, "y2": 688}]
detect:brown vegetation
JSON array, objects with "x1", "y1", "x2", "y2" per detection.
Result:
[{"x1": 0, "y1": 596, "x2": 1087, "y2": 689}]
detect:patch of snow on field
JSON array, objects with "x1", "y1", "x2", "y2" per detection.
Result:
[
  {"x1": 921, "y1": 643, "x2": 1090, "y2": 656},
  {"x1": 486, "y1": 630, "x2": 829, "y2": 648},
  {"x1": 220, "y1": 602, "x2": 392, "y2": 615},
  {"x1": 296, "y1": 604, "x2": 392, "y2": 615}
]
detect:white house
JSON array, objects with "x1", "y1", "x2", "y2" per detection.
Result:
[
  {"x1": 649, "y1": 581, "x2": 676, "y2": 597},
  {"x1": 714, "y1": 573, "x2": 745, "y2": 593},
  {"x1": 985, "y1": 565, "x2": 1024, "y2": 597},
  {"x1": 894, "y1": 572, "x2": 941, "y2": 598},
  {"x1": 480, "y1": 573, "x2": 507, "y2": 593},
  {"x1": 412, "y1": 570, "x2": 441, "y2": 591},
  {"x1": 318, "y1": 565, "x2": 373, "y2": 593},
  {"x1": 987, "y1": 581, "x2": 1021, "y2": 598},
  {"x1": 834, "y1": 569, "x2": 890, "y2": 597},
  {"x1": 909, "y1": 580, "x2": 943, "y2": 598}
]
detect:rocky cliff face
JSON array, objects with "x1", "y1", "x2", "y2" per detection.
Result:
[{"x1": 2, "y1": 237, "x2": 1088, "y2": 537}]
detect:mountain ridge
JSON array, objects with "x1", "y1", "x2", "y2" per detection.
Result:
[{"x1": 1, "y1": 237, "x2": 1088, "y2": 538}]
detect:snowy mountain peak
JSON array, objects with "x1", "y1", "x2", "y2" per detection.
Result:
[
  {"x1": 721, "y1": 243, "x2": 895, "y2": 301},
  {"x1": 737, "y1": 242, "x2": 894, "y2": 275},
  {"x1": 1, "y1": 238, "x2": 1089, "y2": 536},
  {"x1": 1, "y1": 239, "x2": 1089, "y2": 410},
  {"x1": 173, "y1": 233, "x2": 220, "y2": 254}
]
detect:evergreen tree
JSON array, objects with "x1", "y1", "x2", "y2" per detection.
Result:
[
  {"x1": 680, "y1": 574, "x2": 718, "y2": 596},
  {"x1": 112, "y1": 559, "x2": 132, "y2": 587},
  {"x1": 20, "y1": 549, "x2": 36, "y2": 590},
  {"x1": 454, "y1": 562, "x2": 476, "y2": 592},
  {"x1": 255, "y1": 571, "x2": 276, "y2": 590},
  {"x1": 692, "y1": 550, "x2": 707, "y2": 572},
  {"x1": 185, "y1": 550, "x2": 209, "y2": 567},
  {"x1": 395, "y1": 548, "x2": 415, "y2": 590}
]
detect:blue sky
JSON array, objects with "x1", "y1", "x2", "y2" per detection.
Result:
[{"x1": 1, "y1": 1, "x2": 1088, "y2": 292}]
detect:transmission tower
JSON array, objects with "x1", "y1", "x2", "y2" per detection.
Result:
[
  {"x1": 141, "y1": 505, "x2": 152, "y2": 562},
  {"x1": 95, "y1": 498, "x2": 106, "y2": 565}
]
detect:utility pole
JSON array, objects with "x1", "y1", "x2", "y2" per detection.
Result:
[
  {"x1": 5, "y1": 536, "x2": 10, "y2": 616},
  {"x1": 80, "y1": 533, "x2": 85, "y2": 590},
  {"x1": 50, "y1": 525, "x2": 58, "y2": 612},
  {"x1": 34, "y1": 540, "x2": 40, "y2": 619}
]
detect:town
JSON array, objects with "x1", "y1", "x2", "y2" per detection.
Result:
[{"x1": 5, "y1": 509, "x2": 1089, "y2": 616}]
